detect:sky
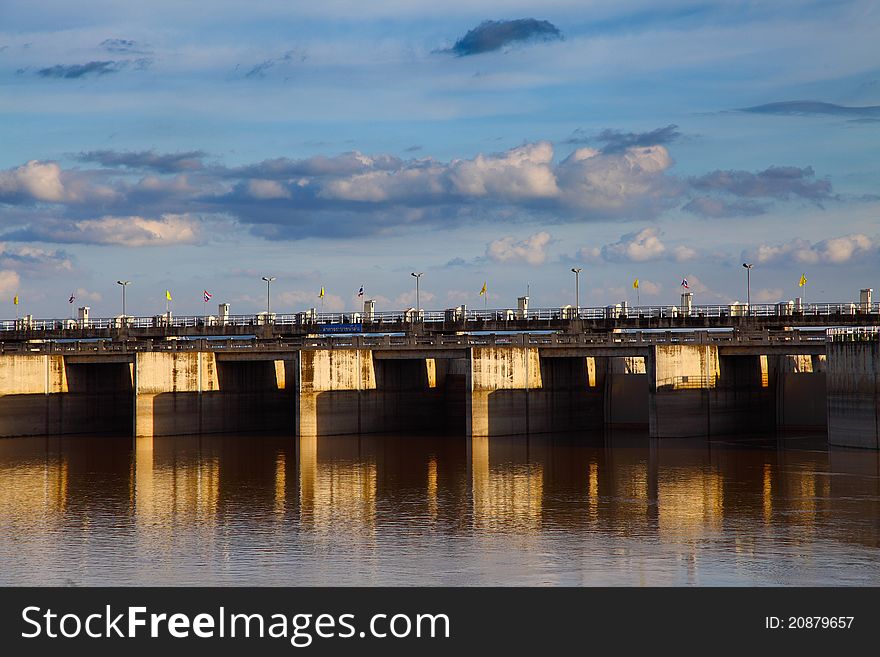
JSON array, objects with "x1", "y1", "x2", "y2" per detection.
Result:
[{"x1": 1, "y1": 0, "x2": 878, "y2": 318}]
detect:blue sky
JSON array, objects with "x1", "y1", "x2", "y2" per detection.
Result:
[{"x1": 1, "y1": 0, "x2": 878, "y2": 317}]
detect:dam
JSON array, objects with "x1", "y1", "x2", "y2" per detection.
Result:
[{"x1": 0, "y1": 327, "x2": 877, "y2": 448}]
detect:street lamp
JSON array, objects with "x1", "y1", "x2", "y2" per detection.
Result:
[
  {"x1": 571, "y1": 268, "x2": 582, "y2": 318},
  {"x1": 742, "y1": 263, "x2": 753, "y2": 315},
  {"x1": 116, "y1": 280, "x2": 131, "y2": 319},
  {"x1": 410, "y1": 272, "x2": 423, "y2": 317},
  {"x1": 261, "y1": 276, "x2": 276, "y2": 315}
]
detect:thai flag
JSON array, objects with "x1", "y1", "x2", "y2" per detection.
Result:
[
  {"x1": 68, "y1": 292, "x2": 75, "y2": 304},
  {"x1": 204, "y1": 290, "x2": 213, "y2": 302},
  {"x1": 681, "y1": 278, "x2": 689, "y2": 289},
  {"x1": 357, "y1": 285, "x2": 364, "y2": 298}
]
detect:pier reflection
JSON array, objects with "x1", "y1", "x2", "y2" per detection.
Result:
[{"x1": 0, "y1": 431, "x2": 877, "y2": 585}]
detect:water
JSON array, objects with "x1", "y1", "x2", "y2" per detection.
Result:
[{"x1": 0, "y1": 431, "x2": 878, "y2": 586}]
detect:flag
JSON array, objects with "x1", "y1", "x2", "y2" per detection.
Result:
[
  {"x1": 479, "y1": 282, "x2": 487, "y2": 296},
  {"x1": 165, "y1": 290, "x2": 172, "y2": 301},
  {"x1": 13, "y1": 295, "x2": 18, "y2": 305},
  {"x1": 633, "y1": 279, "x2": 639, "y2": 290},
  {"x1": 681, "y1": 278, "x2": 689, "y2": 290},
  {"x1": 319, "y1": 286, "x2": 325, "y2": 299},
  {"x1": 799, "y1": 274, "x2": 807, "y2": 287},
  {"x1": 357, "y1": 285, "x2": 364, "y2": 298},
  {"x1": 68, "y1": 292, "x2": 75, "y2": 304},
  {"x1": 203, "y1": 290, "x2": 213, "y2": 302}
]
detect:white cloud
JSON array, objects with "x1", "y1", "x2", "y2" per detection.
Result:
[
  {"x1": 751, "y1": 233, "x2": 877, "y2": 265},
  {"x1": 754, "y1": 288, "x2": 784, "y2": 302},
  {"x1": 0, "y1": 160, "x2": 66, "y2": 202},
  {"x1": 394, "y1": 289, "x2": 436, "y2": 307},
  {"x1": 672, "y1": 245, "x2": 697, "y2": 261},
  {"x1": 486, "y1": 231, "x2": 551, "y2": 265},
  {"x1": 0, "y1": 270, "x2": 21, "y2": 296},
  {"x1": 601, "y1": 227, "x2": 666, "y2": 262},
  {"x1": 247, "y1": 179, "x2": 291, "y2": 200},
  {"x1": 30, "y1": 214, "x2": 202, "y2": 247},
  {"x1": 72, "y1": 287, "x2": 102, "y2": 303},
  {"x1": 278, "y1": 289, "x2": 344, "y2": 312}
]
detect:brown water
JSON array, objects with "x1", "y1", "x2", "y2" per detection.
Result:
[{"x1": 0, "y1": 432, "x2": 878, "y2": 586}]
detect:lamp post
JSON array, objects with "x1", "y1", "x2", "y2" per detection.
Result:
[
  {"x1": 410, "y1": 272, "x2": 423, "y2": 319},
  {"x1": 116, "y1": 280, "x2": 131, "y2": 319},
  {"x1": 742, "y1": 263, "x2": 753, "y2": 315},
  {"x1": 262, "y1": 276, "x2": 276, "y2": 315},
  {"x1": 571, "y1": 267, "x2": 582, "y2": 318}
]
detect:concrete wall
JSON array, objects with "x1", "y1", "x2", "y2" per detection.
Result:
[
  {"x1": 0, "y1": 354, "x2": 132, "y2": 437},
  {"x1": 470, "y1": 347, "x2": 605, "y2": 437},
  {"x1": 776, "y1": 354, "x2": 828, "y2": 430},
  {"x1": 135, "y1": 351, "x2": 294, "y2": 437},
  {"x1": 649, "y1": 345, "x2": 719, "y2": 438},
  {"x1": 827, "y1": 341, "x2": 879, "y2": 448},
  {"x1": 298, "y1": 349, "x2": 463, "y2": 436},
  {"x1": 605, "y1": 357, "x2": 649, "y2": 427}
]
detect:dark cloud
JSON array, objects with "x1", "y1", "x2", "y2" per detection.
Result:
[
  {"x1": 219, "y1": 152, "x2": 402, "y2": 179},
  {"x1": 588, "y1": 125, "x2": 681, "y2": 153},
  {"x1": 446, "y1": 19, "x2": 562, "y2": 56},
  {"x1": 404, "y1": 145, "x2": 423, "y2": 153},
  {"x1": 99, "y1": 38, "x2": 149, "y2": 54},
  {"x1": 682, "y1": 196, "x2": 768, "y2": 218},
  {"x1": 741, "y1": 101, "x2": 880, "y2": 118},
  {"x1": 77, "y1": 150, "x2": 207, "y2": 173},
  {"x1": 689, "y1": 166, "x2": 832, "y2": 201},
  {"x1": 244, "y1": 49, "x2": 306, "y2": 79},
  {"x1": 37, "y1": 61, "x2": 122, "y2": 79}
]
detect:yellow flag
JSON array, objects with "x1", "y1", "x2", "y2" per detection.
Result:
[
  {"x1": 13, "y1": 295, "x2": 18, "y2": 305},
  {"x1": 633, "y1": 279, "x2": 639, "y2": 289},
  {"x1": 798, "y1": 274, "x2": 807, "y2": 287},
  {"x1": 165, "y1": 289, "x2": 172, "y2": 301},
  {"x1": 319, "y1": 286, "x2": 325, "y2": 299},
  {"x1": 479, "y1": 282, "x2": 487, "y2": 296}
]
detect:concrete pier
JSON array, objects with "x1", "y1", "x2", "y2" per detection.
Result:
[{"x1": 827, "y1": 340, "x2": 879, "y2": 449}]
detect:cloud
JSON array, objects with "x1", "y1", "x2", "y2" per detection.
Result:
[
  {"x1": 37, "y1": 61, "x2": 122, "y2": 79},
  {"x1": 100, "y1": 38, "x2": 149, "y2": 54},
  {"x1": 5, "y1": 214, "x2": 203, "y2": 247},
  {"x1": 71, "y1": 287, "x2": 103, "y2": 304},
  {"x1": 741, "y1": 101, "x2": 880, "y2": 118},
  {"x1": 0, "y1": 270, "x2": 20, "y2": 296},
  {"x1": 77, "y1": 150, "x2": 207, "y2": 173},
  {"x1": 244, "y1": 49, "x2": 306, "y2": 79},
  {"x1": 591, "y1": 125, "x2": 681, "y2": 153},
  {"x1": 446, "y1": 19, "x2": 562, "y2": 56},
  {"x1": 0, "y1": 243, "x2": 74, "y2": 275},
  {"x1": 672, "y1": 245, "x2": 697, "y2": 262},
  {"x1": 0, "y1": 160, "x2": 118, "y2": 204},
  {"x1": 395, "y1": 289, "x2": 436, "y2": 307},
  {"x1": 689, "y1": 165, "x2": 832, "y2": 201},
  {"x1": 748, "y1": 233, "x2": 877, "y2": 265},
  {"x1": 246, "y1": 179, "x2": 291, "y2": 200},
  {"x1": 278, "y1": 289, "x2": 344, "y2": 312},
  {"x1": 601, "y1": 227, "x2": 666, "y2": 262},
  {"x1": 682, "y1": 196, "x2": 768, "y2": 218},
  {"x1": 486, "y1": 231, "x2": 551, "y2": 265},
  {"x1": 0, "y1": 160, "x2": 66, "y2": 202},
  {"x1": 754, "y1": 288, "x2": 784, "y2": 303},
  {"x1": 0, "y1": 139, "x2": 831, "y2": 244}
]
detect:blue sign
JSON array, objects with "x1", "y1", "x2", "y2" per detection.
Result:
[{"x1": 319, "y1": 323, "x2": 363, "y2": 334}]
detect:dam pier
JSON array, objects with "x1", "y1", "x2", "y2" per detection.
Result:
[{"x1": 0, "y1": 306, "x2": 879, "y2": 448}]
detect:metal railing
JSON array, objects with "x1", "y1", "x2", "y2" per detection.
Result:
[
  {"x1": 827, "y1": 327, "x2": 880, "y2": 342},
  {"x1": 0, "y1": 329, "x2": 831, "y2": 355},
  {"x1": 2, "y1": 301, "x2": 878, "y2": 334}
]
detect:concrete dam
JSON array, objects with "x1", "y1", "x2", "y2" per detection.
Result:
[{"x1": 0, "y1": 328, "x2": 878, "y2": 448}]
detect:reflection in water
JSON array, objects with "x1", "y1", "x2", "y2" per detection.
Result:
[{"x1": 0, "y1": 432, "x2": 878, "y2": 585}]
